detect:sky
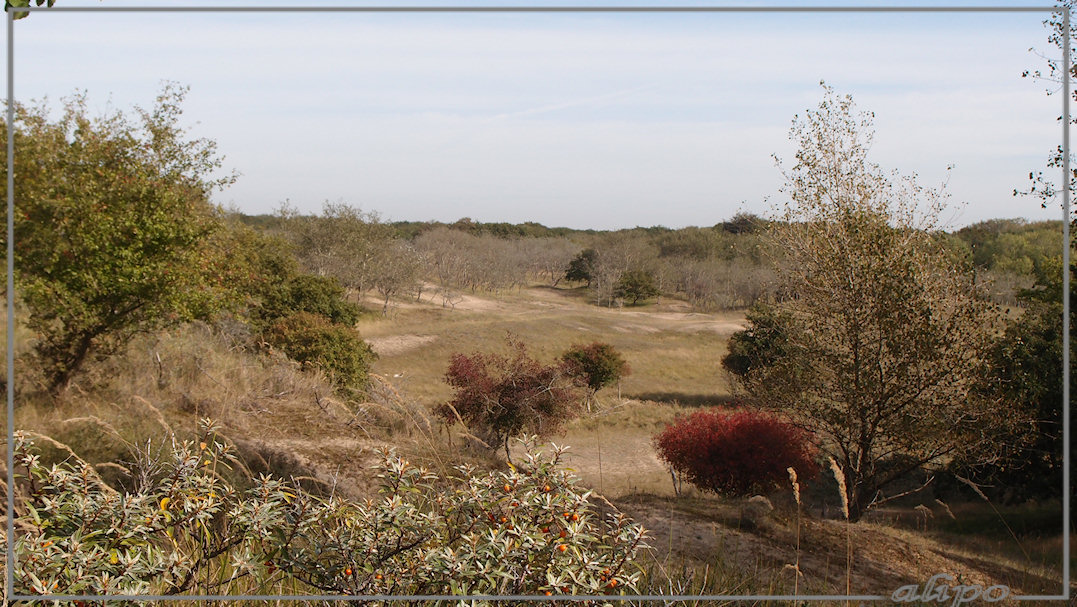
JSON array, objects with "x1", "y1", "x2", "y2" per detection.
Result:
[{"x1": 4, "y1": 0, "x2": 1071, "y2": 230}]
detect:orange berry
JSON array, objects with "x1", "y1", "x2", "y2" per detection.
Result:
[
  {"x1": 559, "y1": 530, "x2": 567, "y2": 538},
  {"x1": 344, "y1": 568, "x2": 353, "y2": 576},
  {"x1": 557, "y1": 544, "x2": 568, "y2": 552},
  {"x1": 544, "y1": 591, "x2": 553, "y2": 596},
  {"x1": 510, "y1": 501, "x2": 518, "y2": 507},
  {"x1": 541, "y1": 527, "x2": 550, "y2": 533},
  {"x1": 608, "y1": 579, "x2": 618, "y2": 588},
  {"x1": 375, "y1": 573, "x2": 383, "y2": 580},
  {"x1": 563, "y1": 512, "x2": 571, "y2": 518},
  {"x1": 543, "y1": 485, "x2": 551, "y2": 492},
  {"x1": 570, "y1": 513, "x2": 579, "y2": 522},
  {"x1": 504, "y1": 484, "x2": 512, "y2": 492},
  {"x1": 500, "y1": 516, "x2": 508, "y2": 523}
]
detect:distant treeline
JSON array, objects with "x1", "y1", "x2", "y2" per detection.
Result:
[{"x1": 232, "y1": 210, "x2": 1060, "y2": 312}]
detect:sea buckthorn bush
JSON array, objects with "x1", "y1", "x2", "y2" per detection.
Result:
[
  {"x1": 653, "y1": 408, "x2": 818, "y2": 496},
  {"x1": 5, "y1": 426, "x2": 646, "y2": 600}
]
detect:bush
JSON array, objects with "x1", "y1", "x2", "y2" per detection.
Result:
[
  {"x1": 257, "y1": 273, "x2": 363, "y2": 327},
  {"x1": 263, "y1": 311, "x2": 376, "y2": 392},
  {"x1": 720, "y1": 301, "x2": 790, "y2": 380},
  {"x1": 653, "y1": 408, "x2": 817, "y2": 496},
  {"x1": 437, "y1": 337, "x2": 582, "y2": 460},
  {"x1": 8, "y1": 431, "x2": 647, "y2": 598},
  {"x1": 560, "y1": 342, "x2": 630, "y2": 393}
]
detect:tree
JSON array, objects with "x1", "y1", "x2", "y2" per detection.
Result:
[
  {"x1": 369, "y1": 239, "x2": 422, "y2": 315},
  {"x1": 730, "y1": 85, "x2": 1017, "y2": 522},
  {"x1": 256, "y1": 273, "x2": 363, "y2": 328},
  {"x1": 613, "y1": 269, "x2": 659, "y2": 305},
  {"x1": 1018, "y1": 1, "x2": 1077, "y2": 223},
  {"x1": 560, "y1": 341, "x2": 630, "y2": 398},
  {"x1": 277, "y1": 202, "x2": 396, "y2": 301},
  {"x1": 951, "y1": 256, "x2": 1073, "y2": 503},
  {"x1": 564, "y1": 248, "x2": 597, "y2": 286},
  {"x1": 720, "y1": 301, "x2": 790, "y2": 381},
  {"x1": 436, "y1": 336, "x2": 583, "y2": 461},
  {"x1": 721, "y1": 211, "x2": 766, "y2": 235},
  {"x1": 2, "y1": 85, "x2": 237, "y2": 393}
]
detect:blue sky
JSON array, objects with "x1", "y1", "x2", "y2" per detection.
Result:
[{"x1": 5, "y1": 0, "x2": 1070, "y2": 229}]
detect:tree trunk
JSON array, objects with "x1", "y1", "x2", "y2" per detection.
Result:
[{"x1": 46, "y1": 333, "x2": 95, "y2": 395}]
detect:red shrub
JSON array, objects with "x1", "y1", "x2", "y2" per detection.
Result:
[
  {"x1": 437, "y1": 336, "x2": 583, "y2": 458},
  {"x1": 653, "y1": 409, "x2": 818, "y2": 496}
]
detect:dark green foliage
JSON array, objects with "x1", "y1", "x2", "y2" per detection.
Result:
[
  {"x1": 721, "y1": 302, "x2": 790, "y2": 380},
  {"x1": 390, "y1": 218, "x2": 582, "y2": 240},
  {"x1": 258, "y1": 274, "x2": 363, "y2": 328},
  {"x1": 561, "y1": 342, "x2": 630, "y2": 393},
  {"x1": 217, "y1": 220, "x2": 374, "y2": 393},
  {"x1": 721, "y1": 212, "x2": 766, "y2": 235},
  {"x1": 614, "y1": 269, "x2": 659, "y2": 305},
  {"x1": 657, "y1": 227, "x2": 732, "y2": 261},
  {"x1": 263, "y1": 312, "x2": 377, "y2": 392},
  {"x1": 565, "y1": 249, "x2": 597, "y2": 285},
  {"x1": 951, "y1": 256, "x2": 1073, "y2": 504}
]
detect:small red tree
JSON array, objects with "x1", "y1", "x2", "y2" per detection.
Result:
[
  {"x1": 437, "y1": 337, "x2": 583, "y2": 461},
  {"x1": 653, "y1": 409, "x2": 818, "y2": 496}
]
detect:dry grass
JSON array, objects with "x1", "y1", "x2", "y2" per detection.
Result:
[
  {"x1": 6, "y1": 320, "x2": 398, "y2": 499},
  {"x1": 358, "y1": 284, "x2": 744, "y2": 406}
]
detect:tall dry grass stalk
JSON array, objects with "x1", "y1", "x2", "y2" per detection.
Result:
[
  {"x1": 955, "y1": 474, "x2": 1031, "y2": 562},
  {"x1": 788, "y1": 466, "x2": 802, "y2": 599},
  {"x1": 827, "y1": 457, "x2": 852, "y2": 602}
]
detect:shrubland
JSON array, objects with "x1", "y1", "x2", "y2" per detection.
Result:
[{"x1": 2, "y1": 73, "x2": 1068, "y2": 601}]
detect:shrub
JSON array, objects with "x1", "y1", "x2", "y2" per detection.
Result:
[
  {"x1": 720, "y1": 301, "x2": 790, "y2": 380},
  {"x1": 437, "y1": 337, "x2": 582, "y2": 460},
  {"x1": 8, "y1": 431, "x2": 647, "y2": 598},
  {"x1": 560, "y1": 342, "x2": 630, "y2": 394},
  {"x1": 262, "y1": 311, "x2": 376, "y2": 392},
  {"x1": 653, "y1": 408, "x2": 818, "y2": 496},
  {"x1": 257, "y1": 273, "x2": 363, "y2": 327}
]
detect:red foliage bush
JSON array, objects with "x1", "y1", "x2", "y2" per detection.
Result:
[
  {"x1": 653, "y1": 408, "x2": 818, "y2": 496},
  {"x1": 437, "y1": 336, "x2": 583, "y2": 458}
]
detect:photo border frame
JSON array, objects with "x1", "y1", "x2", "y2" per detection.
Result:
[{"x1": 4, "y1": 3, "x2": 1070, "y2": 602}]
